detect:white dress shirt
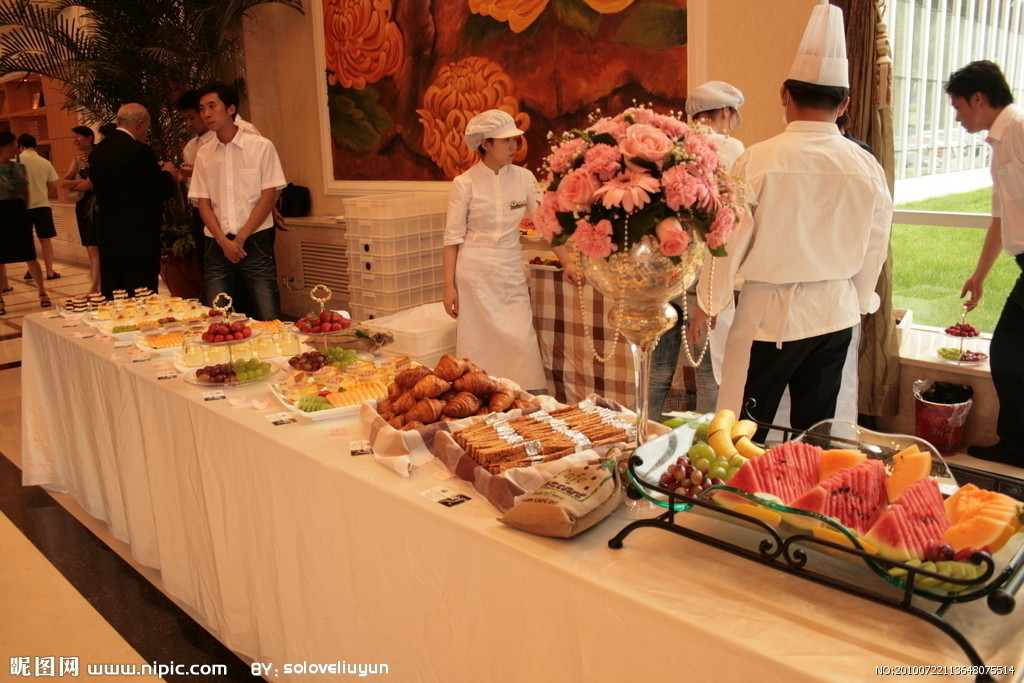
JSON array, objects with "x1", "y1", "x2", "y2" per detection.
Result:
[
  {"x1": 182, "y1": 116, "x2": 261, "y2": 166},
  {"x1": 443, "y1": 162, "x2": 536, "y2": 249},
  {"x1": 987, "y1": 104, "x2": 1024, "y2": 256},
  {"x1": 702, "y1": 120, "x2": 893, "y2": 343},
  {"x1": 188, "y1": 128, "x2": 286, "y2": 237}
]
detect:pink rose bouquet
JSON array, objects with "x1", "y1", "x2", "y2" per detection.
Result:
[{"x1": 537, "y1": 105, "x2": 742, "y2": 261}]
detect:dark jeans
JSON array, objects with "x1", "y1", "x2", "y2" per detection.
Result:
[
  {"x1": 990, "y1": 262, "x2": 1024, "y2": 452},
  {"x1": 744, "y1": 327, "x2": 853, "y2": 442},
  {"x1": 204, "y1": 229, "x2": 281, "y2": 321},
  {"x1": 649, "y1": 303, "x2": 683, "y2": 421}
]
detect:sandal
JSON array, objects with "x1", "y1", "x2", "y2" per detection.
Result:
[
  {"x1": 39, "y1": 295, "x2": 52, "y2": 308},
  {"x1": 46, "y1": 272, "x2": 61, "y2": 280},
  {"x1": 1, "y1": 287, "x2": 11, "y2": 293}
]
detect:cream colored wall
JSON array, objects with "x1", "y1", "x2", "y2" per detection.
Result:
[
  {"x1": 698, "y1": 0, "x2": 819, "y2": 147},
  {"x1": 241, "y1": 1, "x2": 815, "y2": 209}
]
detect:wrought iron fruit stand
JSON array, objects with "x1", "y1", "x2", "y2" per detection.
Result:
[{"x1": 609, "y1": 416, "x2": 1024, "y2": 682}]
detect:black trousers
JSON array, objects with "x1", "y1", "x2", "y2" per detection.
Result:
[
  {"x1": 743, "y1": 327, "x2": 853, "y2": 441},
  {"x1": 99, "y1": 253, "x2": 160, "y2": 301},
  {"x1": 990, "y1": 257, "x2": 1024, "y2": 453}
]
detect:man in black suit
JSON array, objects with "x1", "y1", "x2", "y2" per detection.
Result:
[{"x1": 89, "y1": 103, "x2": 176, "y2": 299}]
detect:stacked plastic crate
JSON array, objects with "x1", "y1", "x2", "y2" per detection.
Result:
[{"x1": 342, "y1": 192, "x2": 449, "y2": 321}]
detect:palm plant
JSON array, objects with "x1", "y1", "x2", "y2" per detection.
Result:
[{"x1": 0, "y1": 0, "x2": 302, "y2": 253}]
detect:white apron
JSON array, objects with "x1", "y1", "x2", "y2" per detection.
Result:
[
  {"x1": 716, "y1": 284, "x2": 858, "y2": 428},
  {"x1": 455, "y1": 244, "x2": 548, "y2": 390}
]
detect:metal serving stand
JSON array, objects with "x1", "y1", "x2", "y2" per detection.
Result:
[{"x1": 608, "y1": 416, "x2": 1024, "y2": 682}]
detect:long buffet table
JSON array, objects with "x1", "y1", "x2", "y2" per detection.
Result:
[{"x1": 21, "y1": 312, "x2": 1024, "y2": 682}]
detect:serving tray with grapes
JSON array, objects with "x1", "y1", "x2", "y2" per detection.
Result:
[
  {"x1": 184, "y1": 360, "x2": 280, "y2": 387},
  {"x1": 611, "y1": 416, "x2": 1024, "y2": 681}
]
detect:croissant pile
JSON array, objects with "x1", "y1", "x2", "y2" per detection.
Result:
[
  {"x1": 376, "y1": 354, "x2": 539, "y2": 431},
  {"x1": 453, "y1": 405, "x2": 631, "y2": 474}
]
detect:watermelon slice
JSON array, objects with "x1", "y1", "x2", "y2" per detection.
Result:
[
  {"x1": 865, "y1": 478, "x2": 949, "y2": 561},
  {"x1": 726, "y1": 441, "x2": 822, "y2": 504},
  {"x1": 787, "y1": 459, "x2": 888, "y2": 534}
]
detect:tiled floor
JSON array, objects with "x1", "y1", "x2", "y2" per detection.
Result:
[{"x1": 0, "y1": 261, "x2": 255, "y2": 681}]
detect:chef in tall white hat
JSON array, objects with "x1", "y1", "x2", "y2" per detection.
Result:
[
  {"x1": 441, "y1": 109, "x2": 549, "y2": 390},
  {"x1": 697, "y1": 0, "x2": 893, "y2": 440}
]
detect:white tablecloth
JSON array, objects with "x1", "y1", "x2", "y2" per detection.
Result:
[{"x1": 21, "y1": 313, "x2": 1024, "y2": 682}]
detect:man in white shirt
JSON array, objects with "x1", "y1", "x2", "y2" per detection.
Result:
[
  {"x1": 703, "y1": 4, "x2": 892, "y2": 439},
  {"x1": 189, "y1": 82, "x2": 286, "y2": 321},
  {"x1": 17, "y1": 134, "x2": 60, "y2": 280},
  {"x1": 946, "y1": 60, "x2": 1024, "y2": 467}
]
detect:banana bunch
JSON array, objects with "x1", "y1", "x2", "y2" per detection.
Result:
[{"x1": 707, "y1": 409, "x2": 766, "y2": 459}]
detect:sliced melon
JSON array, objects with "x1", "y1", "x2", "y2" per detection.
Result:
[
  {"x1": 731, "y1": 503, "x2": 782, "y2": 527},
  {"x1": 811, "y1": 526, "x2": 877, "y2": 554},
  {"x1": 942, "y1": 515, "x2": 1016, "y2": 553},
  {"x1": 885, "y1": 445, "x2": 931, "y2": 503},
  {"x1": 819, "y1": 448, "x2": 866, "y2": 482}
]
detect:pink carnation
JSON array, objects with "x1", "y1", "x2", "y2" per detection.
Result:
[
  {"x1": 707, "y1": 207, "x2": 738, "y2": 249},
  {"x1": 649, "y1": 113, "x2": 689, "y2": 139},
  {"x1": 556, "y1": 169, "x2": 601, "y2": 212},
  {"x1": 548, "y1": 137, "x2": 589, "y2": 174},
  {"x1": 535, "y1": 192, "x2": 563, "y2": 244},
  {"x1": 581, "y1": 143, "x2": 621, "y2": 181},
  {"x1": 619, "y1": 123, "x2": 674, "y2": 167},
  {"x1": 574, "y1": 219, "x2": 618, "y2": 259},
  {"x1": 588, "y1": 115, "x2": 628, "y2": 140},
  {"x1": 655, "y1": 217, "x2": 691, "y2": 257},
  {"x1": 661, "y1": 165, "x2": 701, "y2": 211},
  {"x1": 685, "y1": 135, "x2": 721, "y2": 177}
]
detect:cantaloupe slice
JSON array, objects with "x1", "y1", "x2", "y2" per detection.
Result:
[
  {"x1": 819, "y1": 449, "x2": 867, "y2": 481},
  {"x1": 942, "y1": 516, "x2": 1016, "y2": 553},
  {"x1": 885, "y1": 445, "x2": 931, "y2": 503},
  {"x1": 732, "y1": 503, "x2": 782, "y2": 527},
  {"x1": 945, "y1": 484, "x2": 1020, "y2": 525}
]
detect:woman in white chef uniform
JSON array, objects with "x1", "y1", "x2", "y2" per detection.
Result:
[{"x1": 442, "y1": 110, "x2": 548, "y2": 390}]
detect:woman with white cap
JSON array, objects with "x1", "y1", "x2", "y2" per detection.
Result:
[
  {"x1": 442, "y1": 109, "x2": 548, "y2": 390},
  {"x1": 648, "y1": 81, "x2": 745, "y2": 418}
]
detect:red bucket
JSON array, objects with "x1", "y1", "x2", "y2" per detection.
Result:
[{"x1": 914, "y1": 397, "x2": 972, "y2": 453}]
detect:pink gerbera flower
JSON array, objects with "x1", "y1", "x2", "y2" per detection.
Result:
[{"x1": 593, "y1": 169, "x2": 660, "y2": 213}]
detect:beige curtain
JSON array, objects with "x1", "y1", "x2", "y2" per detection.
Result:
[{"x1": 833, "y1": 0, "x2": 901, "y2": 416}]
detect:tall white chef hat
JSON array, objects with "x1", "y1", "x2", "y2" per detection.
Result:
[
  {"x1": 787, "y1": 1, "x2": 849, "y2": 88},
  {"x1": 685, "y1": 81, "x2": 745, "y2": 128},
  {"x1": 464, "y1": 110, "x2": 525, "y2": 151}
]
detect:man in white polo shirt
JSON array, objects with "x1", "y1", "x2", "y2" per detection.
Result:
[
  {"x1": 189, "y1": 82, "x2": 286, "y2": 321},
  {"x1": 17, "y1": 134, "x2": 60, "y2": 280}
]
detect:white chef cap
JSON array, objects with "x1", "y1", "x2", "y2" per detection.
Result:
[
  {"x1": 685, "y1": 81, "x2": 744, "y2": 128},
  {"x1": 787, "y1": 1, "x2": 849, "y2": 88},
  {"x1": 464, "y1": 109, "x2": 525, "y2": 151}
]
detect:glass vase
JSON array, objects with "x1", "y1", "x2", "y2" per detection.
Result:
[{"x1": 581, "y1": 233, "x2": 706, "y2": 444}]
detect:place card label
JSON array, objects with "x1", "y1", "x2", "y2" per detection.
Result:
[
  {"x1": 203, "y1": 390, "x2": 227, "y2": 402},
  {"x1": 156, "y1": 370, "x2": 179, "y2": 380},
  {"x1": 420, "y1": 485, "x2": 471, "y2": 507},
  {"x1": 61, "y1": 320, "x2": 79, "y2": 328},
  {"x1": 114, "y1": 340, "x2": 133, "y2": 349},
  {"x1": 132, "y1": 353, "x2": 153, "y2": 363},
  {"x1": 348, "y1": 440, "x2": 372, "y2": 457},
  {"x1": 73, "y1": 331, "x2": 95, "y2": 339},
  {"x1": 266, "y1": 412, "x2": 297, "y2": 426},
  {"x1": 41, "y1": 311, "x2": 60, "y2": 319}
]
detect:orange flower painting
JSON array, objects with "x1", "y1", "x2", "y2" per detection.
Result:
[
  {"x1": 416, "y1": 57, "x2": 530, "y2": 179},
  {"x1": 323, "y1": 0, "x2": 403, "y2": 89},
  {"x1": 321, "y1": 0, "x2": 687, "y2": 182}
]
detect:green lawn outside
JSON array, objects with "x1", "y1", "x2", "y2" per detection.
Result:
[{"x1": 892, "y1": 187, "x2": 1018, "y2": 332}]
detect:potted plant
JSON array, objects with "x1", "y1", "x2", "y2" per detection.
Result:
[{"x1": 0, "y1": 0, "x2": 302, "y2": 294}]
